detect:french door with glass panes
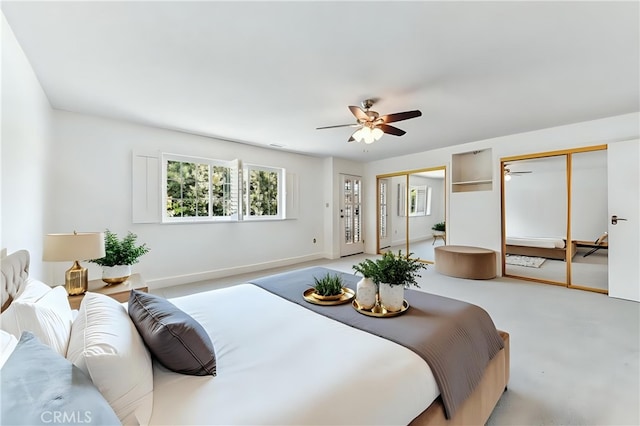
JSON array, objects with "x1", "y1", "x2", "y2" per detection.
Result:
[{"x1": 340, "y1": 174, "x2": 364, "y2": 256}]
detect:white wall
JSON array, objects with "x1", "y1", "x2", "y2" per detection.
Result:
[
  {"x1": 48, "y1": 110, "x2": 335, "y2": 287},
  {"x1": 363, "y1": 113, "x2": 640, "y2": 274},
  {"x1": 1, "y1": 14, "x2": 52, "y2": 280}
]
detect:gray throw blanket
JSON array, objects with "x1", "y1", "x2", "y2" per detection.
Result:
[{"x1": 250, "y1": 266, "x2": 504, "y2": 419}]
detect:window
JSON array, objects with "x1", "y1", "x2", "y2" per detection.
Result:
[
  {"x1": 409, "y1": 185, "x2": 429, "y2": 216},
  {"x1": 162, "y1": 154, "x2": 285, "y2": 223},
  {"x1": 243, "y1": 164, "x2": 284, "y2": 220},
  {"x1": 398, "y1": 184, "x2": 431, "y2": 217},
  {"x1": 163, "y1": 154, "x2": 239, "y2": 222}
]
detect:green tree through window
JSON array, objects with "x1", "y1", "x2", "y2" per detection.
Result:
[
  {"x1": 164, "y1": 155, "x2": 283, "y2": 222},
  {"x1": 166, "y1": 160, "x2": 209, "y2": 217},
  {"x1": 247, "y1": 169, "x2": 279, "y2": 216}
]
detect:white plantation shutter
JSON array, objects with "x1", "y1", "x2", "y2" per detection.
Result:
[
  {"x1": 285, "y1": 172, "x2": 298, "y2": 219},
  {"x1": 132, "y1": 151, "x2": 160, "y2": 223},
  {"x1": 229, "y1": 159, "x2": 241, "y2": 221}
]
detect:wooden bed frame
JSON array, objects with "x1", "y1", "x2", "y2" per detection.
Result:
[
  {"x1": 506, "y1": 240, "x2": 577, "y2": 261},
  {"x1": 411, "y1": 331, "x2": 509, "y2": 425}
]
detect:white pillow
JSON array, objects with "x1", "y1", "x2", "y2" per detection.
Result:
[
  {"x1": 13, "y1": 278, "x2": 51, "y2": 302},
  {"x1": 0, "y1": 281, "x2": 73, "y2": 356},
  {"x1": 66, "y1": 292, "x2": 153, "y2": 425},
  {"x1": 0, "y1": 329, "x2": 18, "y2": 368}
]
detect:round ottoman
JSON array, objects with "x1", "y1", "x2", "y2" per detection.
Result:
[{"x1": 434, "y1": 245, "x2": 496, "y2": 280}]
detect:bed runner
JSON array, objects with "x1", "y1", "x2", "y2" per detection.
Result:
[{"x1": 249, "y1": 266, "x2": 504, "y2": 419}]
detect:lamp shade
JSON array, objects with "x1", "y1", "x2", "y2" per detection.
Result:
[{"x1": 43, "y1": 232, "x2": 105, "y2": 262}]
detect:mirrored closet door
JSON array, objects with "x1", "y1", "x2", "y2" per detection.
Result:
[
  {"x1": 377, "y1": 167, "x2": 446, "y2": 263},
  {"x1": 502, "y1": 146, "x2": 608, "y2": 293},
  {"x1": 503, "y1": 155, "x2": 568, "y2": 284},
  {"x1": 568, "y1": 149, "x2": 608, "y2": 292}
]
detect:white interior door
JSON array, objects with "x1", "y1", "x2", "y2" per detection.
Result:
[
  {"x1": 340, "y1": 174, "x2": 364, "y2": 256},
  {"x1": 378, "y1": 178, "x2": 391, "y2": 250},
  {"x1": 608, "y1": 139, "x2": 640, "y2": 302}
]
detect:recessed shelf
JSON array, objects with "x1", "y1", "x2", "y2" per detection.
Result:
[
  {"x1": 452, "y1": 149, "x2": 493, "y2": 193},
  {"x1": 452, "y1": 180, "x2": 493, "y2": 185}
]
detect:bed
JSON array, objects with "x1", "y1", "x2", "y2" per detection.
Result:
[
  {"x1": 1, "y1": 249, "x2": 510, "y2": 425},
  {"x1": 506, "y1": 236, "x2": 577, "y2": 261}
]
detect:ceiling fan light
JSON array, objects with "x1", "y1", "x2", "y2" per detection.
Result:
[
  {"x1": 352, "y1": 128, "x2": 364, "y2": 142},
  {"x1": 372, "y1": 127, "x2": 384, "y2": 140},
  {"x1": 504, "y1": 173, "x2": 512, "y2": 181}
]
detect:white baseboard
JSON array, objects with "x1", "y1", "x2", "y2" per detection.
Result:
[{"x1": 147, "y1": 253, "x2": 326, "y2": 290}]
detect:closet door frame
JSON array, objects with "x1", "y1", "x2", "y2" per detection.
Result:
[
  {"x1": 500, "y1": 144, "x2": 607, "y2": 292},
  {"x1": 376, "y1": 165, "x2": 447, "y2": 264}
]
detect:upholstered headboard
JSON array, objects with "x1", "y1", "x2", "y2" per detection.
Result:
[{"x1": 1, "y1": 250, "x2": 30, "y2": 312}]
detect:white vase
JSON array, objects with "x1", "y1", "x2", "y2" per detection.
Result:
[
  {"x1": 379, "y1": 283, "x2": 405, "y2": 312},
  {"x1": 356, "y1": 277, "x2": 377, "y2": 309},
  {"x1": 102, "y1": 265, "x2": 131, "y2": 285}
]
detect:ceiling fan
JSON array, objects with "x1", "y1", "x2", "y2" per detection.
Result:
[
  {"x1": 503, "y1": 164, "x2": 533, "y2": 181},
  {"x1": 316, "y1": 99, "x2": 422, "y2": 144}
]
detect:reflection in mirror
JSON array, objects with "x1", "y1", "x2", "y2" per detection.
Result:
[
  {"x1": 569, "y1": 149, "x2": 608, "y2": 292},
  {"x1": 377, "y1": 168, "x2": 445, "y2": 262},
  {"x1": 504, "y1": 155, "x2": 568, "y2": 284},
  {"x1": 408, "y1": 170, "x2": 445, "y2": 262},
  {"x1": 378, "y1": 178, "x2": 392, "y2": 252},
  {"x1": 379, "y1": 175, "x2": 409, "y2": 254}
]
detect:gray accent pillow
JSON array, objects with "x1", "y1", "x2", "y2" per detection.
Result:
[
  {"x1": 0, "y1": 332, "x2": 120, "y2": 425},
  {"x1": 128, "y1": 290, "x2": 216, "y2": 376}
]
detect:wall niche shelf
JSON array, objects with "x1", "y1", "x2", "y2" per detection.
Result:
[{"x1": 451, "y1": 149, "x2": 493, "y2": 192}]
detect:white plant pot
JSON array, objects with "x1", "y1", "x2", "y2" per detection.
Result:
[
  {"x1": 356, "y1": 277, "x2": 377, "y2": 309},
  {"x1": 379, "y1": 283, "x2": 405, "y2": 312},
  {"x1": 102, "y1": 265, "x2": 131, "y2": 285}
]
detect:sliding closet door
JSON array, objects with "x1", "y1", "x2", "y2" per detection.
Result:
[
  {"x1": 406, "y1": 169, "x2": 445, "y2": 262},
  {"x1": 569, "y1": 149, "x2": 608, "y2": 292},
  {"x1": 504, "y1": 155, "x2": 567, "y2": 284},
  {"x1": 376, "y1": 167, "x2": 446, "y2": 262}
]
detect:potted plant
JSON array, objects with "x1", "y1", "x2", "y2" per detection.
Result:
[
  {"x1": 371, "y1": 251, "x2": 426, "y2": 312},
  {"x1": 432, "y1": 221, "x2": 446, "y2": 234},
  {"x1": 90, "y1": 229, "x2": 150, "y2": 285},
  {"x1": 311, "y1": 273, "x2": 344, "y2": 301},
  {"x1": 352, "y1": 258, "x2": 378, "y2": 309}
]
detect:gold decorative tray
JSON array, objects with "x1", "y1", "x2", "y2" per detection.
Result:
[
  {"x1": 352, "y1": 299, "x2": 409, "y2": 317},
  {"x1": 303, "y1": 288, "x2": 355, "y2": 306}
]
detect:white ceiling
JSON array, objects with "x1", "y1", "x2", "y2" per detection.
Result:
[{"x1": 2, "y1": 1, "x2": 638, "y2": 162}]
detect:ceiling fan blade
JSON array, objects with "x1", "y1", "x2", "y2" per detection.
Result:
[
  {"x1": 348, "y1": 135, "x2": 356, "y2": 142},
  {"x1": 511, "y1": 171, "x2": 533, "y2": 174},
  {"x1": 349, "y1": 105, "x2": 370, "y2": 121},
  {"x1": 379, "y1": 124, "x2": 406, "y2": 136},
  {"x1": 316, "y1": 123, "x2": 360, "y2": 130},
  {"x1": 380, "y1": 110, "x2": 422, "y2": 124}
]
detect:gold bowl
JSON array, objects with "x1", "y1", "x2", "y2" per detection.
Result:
[{"x1": 311, "y1": 289, "x2": 344, "y2": 301}]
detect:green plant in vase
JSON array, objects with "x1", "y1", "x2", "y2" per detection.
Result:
[
  {"x1": 432, "y1": 221, "x2": 446, "y2": 232},
  {"x1": 352, "y1": 258, "x2": 379, "y2": 310},
  {"x1": 90, "y1": 229, "x2": 149, "y2": 284},
  {"x1": 373, "y1": 251, "x2": 426, "y2": 312}
]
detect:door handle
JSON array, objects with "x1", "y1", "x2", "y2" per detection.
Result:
[{"x1": 611, "y1": 215, "x2": 628, "y2": 225}]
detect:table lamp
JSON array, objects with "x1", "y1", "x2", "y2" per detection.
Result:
[{"x1": 43, "y1": 232, "x2": 105, "y2": 295}]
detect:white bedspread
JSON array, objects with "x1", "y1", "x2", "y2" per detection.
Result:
[
  {"x1": 506, "y1": 236, "x2": 566, "y2": 249},
  {"x1": 149, "y1": 284, "x2": 438, "y2": 425}
]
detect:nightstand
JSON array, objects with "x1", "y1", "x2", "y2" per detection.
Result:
[{"x1": 67, "y1": 273, "x2": 148, "y2": 310}]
